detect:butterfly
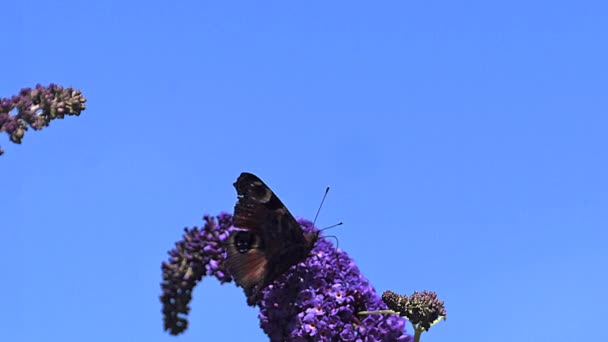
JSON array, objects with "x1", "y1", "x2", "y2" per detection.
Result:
[{"x1": 224, "y1": 172, "x2": 320, "y2": 305}]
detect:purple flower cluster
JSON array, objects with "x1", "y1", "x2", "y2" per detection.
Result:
[
  {"x1": 160, "y1": 213, "x2": 412, "y2": 341},
  {"x1": 160, "y1": 213, "x2": 234, "y2": 335},
  {"x1": 0, "y1": 84, "x2": 86, "y2": 155},
  {"x1": 258, "y1": 219, "x2": 411, "y2": 341}
]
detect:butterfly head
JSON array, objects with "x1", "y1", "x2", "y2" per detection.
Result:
[{"x1": 303, "y1": 230, "x2": 321, "y2": 248}]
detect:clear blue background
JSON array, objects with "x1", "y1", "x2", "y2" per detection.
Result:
[{"x1": 2, "y1": 1, "x2": 607, "y2": 341}]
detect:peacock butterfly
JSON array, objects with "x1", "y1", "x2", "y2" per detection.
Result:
[{"x1": 224, "y1": 172, "x2": 319, "y2": 305}]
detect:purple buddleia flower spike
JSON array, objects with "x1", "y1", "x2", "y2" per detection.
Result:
[
  {"x1": 0, "y1": 84, "x2": 86, "y2": 155},
  {"x1": 257, "y1": 219, "x2": 411, "y2": 341},
  {"x1": 160, "y1": 213, "x2": 234, "y2": 335},
  {"x1": 160, "y1": 213, "x2": 412, "y2": 341}
]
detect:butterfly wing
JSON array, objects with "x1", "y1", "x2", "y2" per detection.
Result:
[
  {"x1": 232, "y1": 172, "x2": 301, "y2": 239},
  {"x1": 224, "y1": 231, "x2": 267, "y2": 291},
  {"x1": 226, "y1": 172, "x2": 313, "y2": 295}
]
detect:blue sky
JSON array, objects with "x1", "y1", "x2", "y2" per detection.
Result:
[{"x1": 2, "y1": 1, "x2": 607, "y2": 341}]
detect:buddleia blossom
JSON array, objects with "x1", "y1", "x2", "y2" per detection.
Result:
[
  {"x1": 381, "y1": 290, "x2": 447, "y2": 331},
  {"x1": 258, "y1": 219, "x2": 411, "y2": 341},
  {"x1": 160, "y1": 213, "x2": 234, "y2": 335},
  {"x1": 0, "y1": 84, "x2": 86, "y2": 155},
  {"x1": 160, "y1": 213, "x2": 412, "y2": 341}
]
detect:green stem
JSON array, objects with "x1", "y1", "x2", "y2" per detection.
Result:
[
  {"x1": 357, "y1": 310, "x2": 398, "y2": 315},
  {"x1": 413, "y1": 324, "x2": 423, "y2": 342}
]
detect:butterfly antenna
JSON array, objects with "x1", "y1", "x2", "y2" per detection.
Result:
[
  {"x1": 312, "y1": 186, "x2": 330, "y2": 227},
  {"x1": 320, "y1": 221, "x2": 343, "y2": 232},
  {"x1": 323, "y1": 235, "x2": 340, "y2": 249}
]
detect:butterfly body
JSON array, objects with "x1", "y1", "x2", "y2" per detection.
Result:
[{"x1": 225, "y1": 172, "x2": 319, "y2": 304}]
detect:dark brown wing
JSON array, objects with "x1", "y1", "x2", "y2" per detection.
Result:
[
  {"x1": 233, "y1": 173, "x2": 299, "y2": 233},
  {"x1": 224, "y1": 231, "x2": 267, "y2": 291},
  {"x1": 233, "y1": 172, "x2": 309, "y2": 252},
  {"x1": 227, "y1": 173, "x2": 316, "y2": 300}
]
